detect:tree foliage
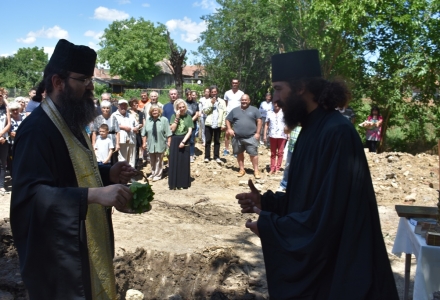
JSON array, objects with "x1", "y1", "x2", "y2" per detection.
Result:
[
  {"x1": 197, "y1": 0, "x2": 372, "y2": 103},
  {"x1": 0, "y1": 47, "x2": 47, "y2": 91},
  {"x1": 198, "y1": 0, "x2": 440, "y2": 152},
  {"x1": 362, "y1": 0, "x2": 440, "y2": 151},
  {"x1": 197, "y1": 0, "x2": 280, "y2": 102},
  {"x1": 98, "y1": 17, "x2": 169, "y2": 84}
]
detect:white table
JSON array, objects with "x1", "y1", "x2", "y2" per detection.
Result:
[{"x1": 392, "y1": 218, "x2": 440, "y2": 300}]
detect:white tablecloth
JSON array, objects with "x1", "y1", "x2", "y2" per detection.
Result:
[{"x1": 392, "y1": 218, "x2": 440, "y2": 300}]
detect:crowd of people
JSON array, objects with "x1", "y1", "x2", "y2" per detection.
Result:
[
  {"x1": 62, "y1": 80, "x2": 287, "y2": 190},
  {"x1": 0, "y1": 80, "x2": 384, "y2": 195},
  {"x1": 5, "y1": 39, "x2": 398, "y2": 299}
]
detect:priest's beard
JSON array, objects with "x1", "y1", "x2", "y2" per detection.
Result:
[
  {"x1": 278, "y1": 91, "x2": 309, "y2": 129},
  {"x1": 57, "y1": 84, "x2": 96, "y2": 138}
]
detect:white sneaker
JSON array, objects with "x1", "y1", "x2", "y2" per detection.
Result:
[
  {"x1": 204, "y1": 158, "x2": 210, "y2": 163},
  {"x1": 277, "y1": 187, "x2": 286, "y2": 192},
  {"x1": 215, "y1": 158, "x2": 223, "y2": 164},
  {"x1": 153, "y1": 176, "x2": 161, "y2": 182}
]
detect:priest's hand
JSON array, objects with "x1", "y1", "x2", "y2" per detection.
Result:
[
  {"x1": 88, "y1": 185, "x2": 132, "y2": 211},
  {"x1": 245, "y1": 207, "x2": 261, "y2": 236},
  {"x1": 110, "y1": 161, "x2": 137, "y2": 184},
  {"x1": 236, "y1": 179, "x2": 261, "y2": 213}
]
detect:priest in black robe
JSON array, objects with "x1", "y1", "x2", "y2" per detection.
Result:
[
  {"x1": 10, "y1": 39, "x2": 136, "y2": 300},
  {"x1": 236, "y1": 50, "x2": 399, "y2": 299}
]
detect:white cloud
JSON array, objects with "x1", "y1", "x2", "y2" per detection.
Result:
[
  {"x1": 17, "y1": 36, "x2": 36, "y2": 44},
  {"x1": 88, "y1": 42, "x2": 98, "y2": 50},
  {"x1": 43, "y1": 47, "x2": 55, "y2": 59},
  {"x1": 193, "y1": 0, "x2": 218, "y2": 11},
  {"x1": 1, "y1": 54, "x2": 10, "y2": 57},
  {"x1": 84, "y1": 30, "x2": 104, "y2": 41},
  {"x1": 17, "y1": 26, "x2": 69, "y2": 44},
  {"x1": 166, "y1": 17, "x2": 207, "y2": 43},
  {"x1": 142, "y1": 3, "x2": 150, "y2": 7},
  {"x1": 93, "y1": 6, "x2": 129, "y2": 21},
  {"x1": 117, "y1": 0, "x2": 131, "y2": 4}
]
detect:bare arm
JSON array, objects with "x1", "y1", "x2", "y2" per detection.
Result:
[
  {"x1": 0, "y1": 106, "x2": 11, "y2": 136},
  {"x1": 115, "y1": 132, "x2": 120, "y2": 152},
  {"x1": 192, "y1": 111, "x2": 199, "y2": 122},
  {"x1": 226, "y1": 119, "x2": 235, "y2": 137},
  {"x1": 254, "y1": 118, "x2": 262, "y2": 140},
  {"x1": 170, "y1": 113, "x2": 180, "y2": 132},
  {"x1": 142, "y1": 136, "x2": 147, "y2": 150},
  {"x1": 91, "y1": 131, "x2": 97, "y2": 147},
  {"x1": 264, "y1": 120, "x2": 269, "y2": 141},
  {"x1": 179, "y1": 127, "x2": 192, "y2": 148},
  {"x1": 104, "y1": 147, "x2": 113, "y2": 164}
]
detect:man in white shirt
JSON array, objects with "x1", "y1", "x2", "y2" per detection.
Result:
[
  {"x1": 223, "y1": 79, "x2": 244, "y2": 156},
  {"x1": 258, "y1": 93, "x2": 274, "y2": 145},
  {"x1": 112, "y1": 99, "x2": 139, "y2": 168}
]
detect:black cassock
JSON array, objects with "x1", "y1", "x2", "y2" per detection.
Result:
[
  {"x1": 258, "y1": 107, "x2": 398, "y2": 299},
  {"x1": 10, "y1": 106, "x2": 113, "y2": 300}
]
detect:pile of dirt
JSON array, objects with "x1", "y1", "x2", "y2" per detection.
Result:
[
  {"x1": 115, "y1": 246, "x2": 265, "y2": 299},
  {"x1": 1, "y1": 146, "x2": 439, "y2": 300},
  {"x1": 0, "y1": 218, "x2": 27, "y2": 300},
  {"x1": 367, "y1": 151, "x2": 439, "y2": 206}
]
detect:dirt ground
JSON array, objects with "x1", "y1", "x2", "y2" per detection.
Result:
[{"x1": 0, "y1": 143, "x2": 439, "y2": 299}]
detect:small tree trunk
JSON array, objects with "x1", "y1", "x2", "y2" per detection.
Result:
[
  {"x1": 167, "y1": 31, "x2": 186, "y2": 98},
  {"x1": 378, "y1": 106, "x2": 391, "y2": 153}
]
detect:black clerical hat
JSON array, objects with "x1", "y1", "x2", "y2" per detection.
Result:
[
  {"x1": 272, "y1": 50, "x2": 321, "y2": 82},
  {"x1": 47, "y1": 39, "x2": 96, "y2": 76}
]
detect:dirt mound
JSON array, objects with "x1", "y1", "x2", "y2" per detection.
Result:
[
  {"x1": 115, "y1": 246, "x2": 265, "y2": 299},
  {"x1": 0, "y1": 218, "x2": 27, "y2": 300},
  {"x1": 1, "y1": 146, "x2": 439, "y2": 299},
  {"x1": 152, "y1": 200, "x2": 251, "y2": 226}
]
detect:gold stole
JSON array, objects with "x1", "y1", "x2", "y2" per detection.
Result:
[{"x1": 41, "y1": 98, "x2": 116, "y2": 300}]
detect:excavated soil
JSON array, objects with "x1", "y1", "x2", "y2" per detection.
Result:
[{"x1": 0, "y1": 144, "x2": 439, "y2": 299}]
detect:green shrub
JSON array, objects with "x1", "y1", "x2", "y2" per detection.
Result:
[{"x1": 93, "y1": 82, "x2": 111, "y2": 98}]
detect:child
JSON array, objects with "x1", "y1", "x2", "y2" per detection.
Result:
[{"x1": 94, "y1": 124, "x2": 114, "y2": 165}]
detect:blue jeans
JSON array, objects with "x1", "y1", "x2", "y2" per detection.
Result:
[
  {"x1": 190, "y1": 122, "x2": 198, "y2": 156},
  {"x1": 280, "y1": 150, "x2": 292, "y2": 189}
]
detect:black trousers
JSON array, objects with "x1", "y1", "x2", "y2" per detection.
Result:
[
  {"x1": 366, "y1": 140, "x2": 378, "y2": 153},
  {"x1": 204, "y1": 126, "x2": 221, "y2": 159}
]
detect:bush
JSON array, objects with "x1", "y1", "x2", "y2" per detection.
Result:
[{"x1": 93, "y1": 82, "x2": 111, "y2": 98}]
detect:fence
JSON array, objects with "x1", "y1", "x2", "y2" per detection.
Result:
[{"x1": 3, "y1": 88, "x2": 28, "y2": 99}]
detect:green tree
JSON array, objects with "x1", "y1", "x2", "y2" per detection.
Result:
[
  {"x1": 0, "y1": 47, "x2": 47, "y2": 90},
  {"x1": 362, "y1": 0, "x2": 440, "y2": 152},
  {"x1": 98, "y1": 17, "x2": 169, "y2": 84},
  {"x1": 197, "y1": 0, "x2": 371, "y2": 104},
  {"x1": 197, "y1": 0, "x2": 280, "y2": 102},
  {"x1": 198, "y1": 0, "x2": 440, "y2": 152}
]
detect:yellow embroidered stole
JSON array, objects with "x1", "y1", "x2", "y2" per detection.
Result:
[{"x1": 41, "y1": 98, "x2": 116, "y2": 300}]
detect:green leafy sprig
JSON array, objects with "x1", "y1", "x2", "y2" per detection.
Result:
[{"x1": 129, "y1": 182, "x2": 155, "y2": 214}]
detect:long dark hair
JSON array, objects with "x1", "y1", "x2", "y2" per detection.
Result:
[
  {"x1": 33, "y1": 65, "x2": 69, "y2": 102},
  {"x1": 288, "y1": 77, "x2": 351, "y2": 110},
  {"x1": 370, "y1": 105, "x2": 381, "y2": 117}
]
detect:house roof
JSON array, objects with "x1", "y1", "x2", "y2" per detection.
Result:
[
  {"x1": 93, "y1": 68, "x2": 120, "y2": 80},
  {"x1": 155, "y1": 59, "x2": 205, "y2": 77},
  {"x1": 93, "y1": 60, "x2": 205, "y2": 82}
]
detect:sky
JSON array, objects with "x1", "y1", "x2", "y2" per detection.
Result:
[{"x1": 0, "y1": 0, "x2": 219, "y2": 64}]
